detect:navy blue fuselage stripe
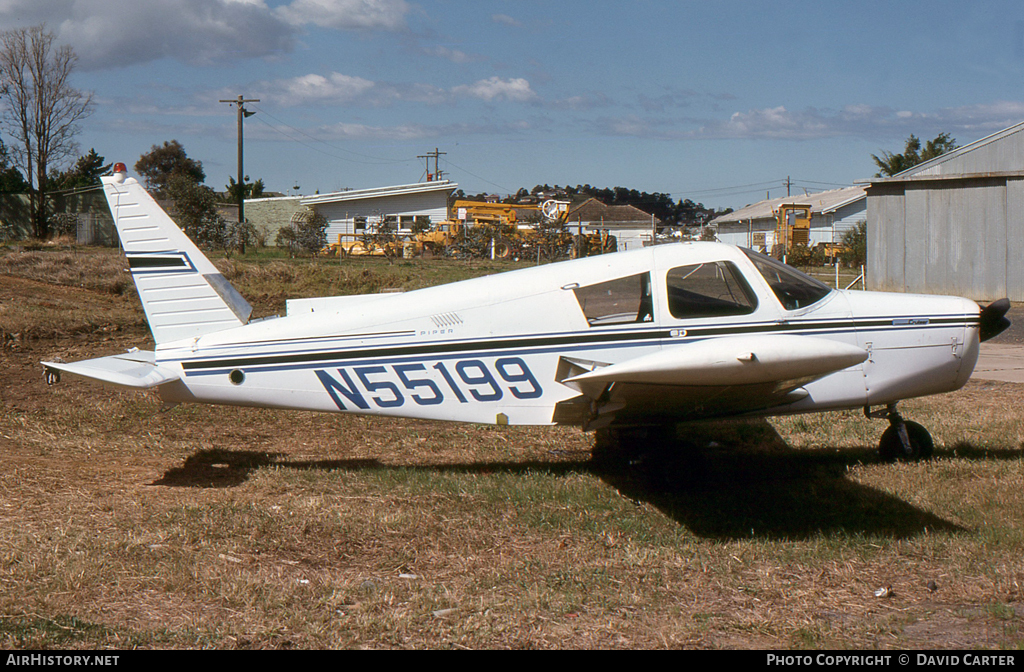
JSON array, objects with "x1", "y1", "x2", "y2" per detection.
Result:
[
  {"x1": 177, "y1": 315, "x2": 978, "y2": 373},
  {"x1": 181, "y1": 329, "x2": 670, "y2": 370}
]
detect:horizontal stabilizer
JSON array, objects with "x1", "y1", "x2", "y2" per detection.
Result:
[
  {"x1": 43, "y1": 350, "x2": 179, "y2": 389},
  {"x1": 565, "y1": 335, "x2": 867, "y2": 396}
]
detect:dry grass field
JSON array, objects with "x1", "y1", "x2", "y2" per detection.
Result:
[{"x1": 1, "y1": 245, "x2": 1023, "y2": 649}]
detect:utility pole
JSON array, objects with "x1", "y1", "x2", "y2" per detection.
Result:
[
  {"x1": 418, "y1": 148, "x2": 446, "y2": 181},
  {"x1": 220, "y1": 95, "x2": 260, "y2": 252},
  {"x1": 785, "y1": 175, "x2": 792, "y2": 198}
]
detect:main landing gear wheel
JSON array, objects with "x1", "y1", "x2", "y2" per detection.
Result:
[
  {"x1": 878, "y1": 420, "x2": 934, "y2": 462},
  {"x1": 868, "y1": 403, "x2": 934, "y2": 462}
]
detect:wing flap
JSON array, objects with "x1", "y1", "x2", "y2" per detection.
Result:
[{"x1": 43, "y1": 350, "x2": 180, "y2": 389}]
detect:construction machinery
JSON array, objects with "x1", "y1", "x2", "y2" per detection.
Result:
[
  {"x1": 770, "y1": 203, "x2": 849, "y2": 265},
  {"x1": 437, "y1": 199, "x2": 574, "y2": 260},
  {"x1": 437, "y1": 199, "x2": 617, "y2": 260},
  {"x1": 321, "y1": 198, "x2": 619, "y2": 261},
  {"x1": 771, "y1": 203, "x2": 812, "y2": 259}
]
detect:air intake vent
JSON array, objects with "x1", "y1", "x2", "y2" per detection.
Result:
[{"x1": 430, "y1": 312, "x2": 463, "y2": 328}]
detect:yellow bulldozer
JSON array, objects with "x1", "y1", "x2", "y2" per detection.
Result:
[
  {"x1": 771, "y1": 203, "x2": 811, "y2": 259},
  {"x1": 771, "y1": 202, "x2": 847, "y2": 264}
]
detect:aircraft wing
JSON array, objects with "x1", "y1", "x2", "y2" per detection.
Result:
[
  {"x1": 42, "y1": 350, "x2": 180, "y2": 389},
  {"x1": 553, "y1": 335, "x2": 868, "y2": 429}
]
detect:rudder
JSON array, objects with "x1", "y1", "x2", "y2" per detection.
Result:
[{"x1": 101, "y1": 164, "x2": 252, "y2": 345}]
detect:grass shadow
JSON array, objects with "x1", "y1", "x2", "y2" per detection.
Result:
[
  {"x1": 592, "y1": 419, "x2": 966, "y2": 541},
  {"x1": 936, "y1": 440, "x2": 1024, "y2": 462},
  {"x1": 150, "y1": 448, "x2": 285, "y2": 488},
  {"x1": 153, "y1": 421, "x2": 974, "y2": 542},
  {"x1": 149, "y1": 447, "x2": 580, "y2": 489}
]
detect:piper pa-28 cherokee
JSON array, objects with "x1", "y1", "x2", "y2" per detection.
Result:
[{"x1": 43, "y1": 164, "x2": 1011, "y2": 462}]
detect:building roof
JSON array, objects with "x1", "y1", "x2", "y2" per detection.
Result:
[
  {"x1": 301, "y1": 180, "x2": 458, "y2": 207},
  {"x1": 710, "y1": 186, "x2": 865, "y2": 225},
  {"x1": 566, "y1": 198, "x2": 655, "y2": 225}
]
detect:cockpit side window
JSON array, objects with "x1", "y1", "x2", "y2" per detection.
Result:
[
  {"x1": 741, "y1": 248, "x2": 832, "y2": 310},
  {"x1": 666, "y1": 261, "x2": 757, "y2": 319},
  {"x1": 573, "y1": 272, "x2": 653, "y2": 326}
]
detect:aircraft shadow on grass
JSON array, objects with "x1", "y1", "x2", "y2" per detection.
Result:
[{"x1": 145, "y1": 418, "x2": 1023, "y2": 541}]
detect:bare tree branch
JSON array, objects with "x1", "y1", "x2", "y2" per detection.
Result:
[{"x1": 0, "y1": 24, "x2": 93, "y2": 238}]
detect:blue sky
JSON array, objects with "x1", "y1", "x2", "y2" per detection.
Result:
[{"x1": 5, "y1": 0, "x2": 1024, "y2": 210}]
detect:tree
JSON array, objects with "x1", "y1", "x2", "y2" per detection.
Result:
[
  {"x1": 47, "y1": 148, "x2": 110, "y2": 238},
  {"x1": 0, "y1": 24, "x2": 93, "y2": 239},
  {"x1": 50, "y1": 148, "x2": 110, "y2": 190},
  {"x1": 135, "y1": 140, "x2": 205, "y2": 199},
  {"x1": 276, "y1": 209, "x2": 327, "y2": 257},
  {"x1": 226, "y1": 175, "x2": 265, "y2": 202},
  {"x1": 872, "y1": 132, "x2": 958, "y2": 177},
  {"x1": 0, "y1": 139, "x2": 28, "y2": 192},
  {"x1": 167, "y1": 174, "x2": 226, "y2": 249},
  {"x1": 840, "y1": 221, "x2": 867, "y2": 267}
]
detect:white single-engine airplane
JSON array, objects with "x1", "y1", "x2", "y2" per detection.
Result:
[{"x1": 44, "y1": 165, "x2": 1010, "y2": 462}]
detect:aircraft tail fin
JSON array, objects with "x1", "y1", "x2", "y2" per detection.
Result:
[{"x1": 101, "y1": 164, "x2": 252, "y2": 345}]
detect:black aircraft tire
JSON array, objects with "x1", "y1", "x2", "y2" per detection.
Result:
[{"x1": 878, "y1": 421, "x2": 934, "y2": 462}]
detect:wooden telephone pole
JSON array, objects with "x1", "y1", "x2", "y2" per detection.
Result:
[
  {"x1": 219, "y1": 95, "x2": 260, "y2": 251},
  {"x1": 418, "y1": 148, "x2": 446, "y2": 181}
]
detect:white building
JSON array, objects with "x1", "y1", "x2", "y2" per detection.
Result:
[
  {"x1": 302, "y1": 180, "x2": 458, "y2": 243},
  {"x1": 710, "y1": 186, "x2": 865, "y2": 252}
]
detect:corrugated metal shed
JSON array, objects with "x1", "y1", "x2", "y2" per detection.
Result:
[{"x1": 863, "y1": 120, "x2": 1024, "y2": 301}]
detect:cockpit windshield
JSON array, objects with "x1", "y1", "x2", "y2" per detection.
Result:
[{"x1": 741, "y1": 248, "x2": 832, "y2": 311}]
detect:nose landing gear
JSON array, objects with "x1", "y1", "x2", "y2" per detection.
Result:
[{"x1": 866, "y1": 403, "x2": 934, "y2": 462}]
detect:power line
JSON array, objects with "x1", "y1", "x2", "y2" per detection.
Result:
[
  {"x1": 670, "y1": 176, "x2": 855, "y2": 202},
  {"x1": 440, "y1": 158, "x2": 509, "y2": 193},
  {"x1": 674, "y1": 179, "x2": 783, "y2": 197},
  {"x1": 46, "y1": 184, "x2": 103, "y2": 197},
  {"x1": 790, "y1": 178, "x2": 856, "y2": 188}
]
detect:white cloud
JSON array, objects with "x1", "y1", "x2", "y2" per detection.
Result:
[
  {"x1": 452, "y1": 77, "x2": 536, "y2": 103},
  {"x1": 938, "y1": 101, "x2": 1024, "y2": 131},
  {"x1": 276, "y1": 0, "x2": 410, "y2": 31},
  {"x1": 268, "y1": 72, "x2": 376, "y2": 105},
  {"x1": 711, "y1": 106, "x2": 829, "y2": 139},
  {"x1": 48, "y1": 0, "x2": 296, "y2": 69},
  {"x1": 0, "y1": 0, "x2": 411, "y2": 70},
  {"x1": 422, "y1": 45, "x2": 480, "y2": 64},
  {"x1": 492, "y1": 14, "x2": 522, "y2": 28},
  {"x1": 317, "y1": 121, "x2": 427, "y2": 141},
  {"x1": 252, "y1": 72, "x2": 449, "y2": 107},
  {"x1": 682, "y1": 101, "x2": 1024, "y2": 141}
]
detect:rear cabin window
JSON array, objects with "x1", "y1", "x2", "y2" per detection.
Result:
[
  {"x1": 666, "y1": 262, "x2": 758, "y2": 319},
  {"x1": 742, "y1": 248, "x2": 832, "y2": 310},
  {"x1": 573, "y1": 272, "x2": 653, "y2": 326}
]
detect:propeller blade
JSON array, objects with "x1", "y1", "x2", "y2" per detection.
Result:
[{"x1": 979, "y1": 298, "x2": 1011, "y2": 342}]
